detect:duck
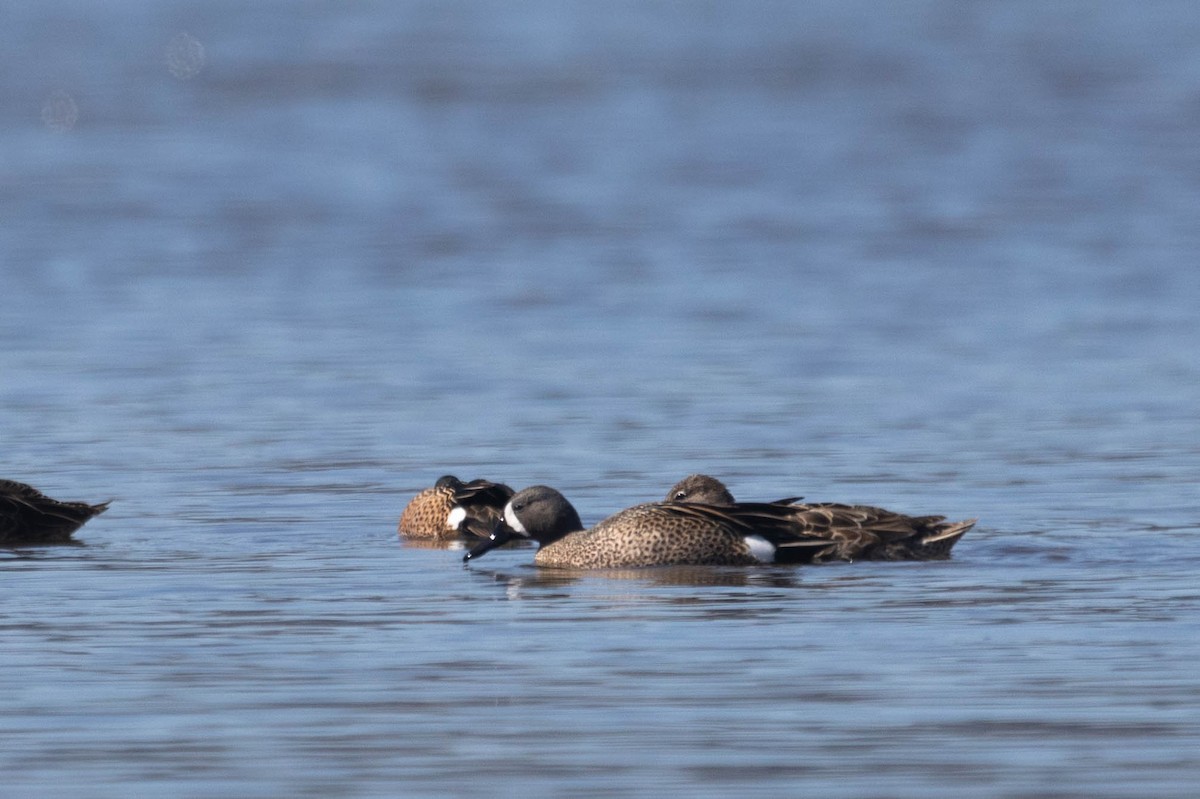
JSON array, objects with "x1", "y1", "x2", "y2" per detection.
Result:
[
  {"x1": 463, "y1": 484, "x2": 836, "y2": 568},
  {"x1": 664, "y1": 473, "x2": 738, "y2": 504},
  {"x1": 1, "y1": 479, "x2": 110, "y2": 545},
  {"x1": 398, "y1": 475, "x2": 514, "y2": 539},
  {"x1": 665, "y1": 473, "x2": 975, "y2": 561}
]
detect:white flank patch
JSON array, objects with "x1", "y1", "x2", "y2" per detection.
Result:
[
  {"x1": 446, "y1": 506, "x2": 467, "y2": 530},
  {"x1": 744, "y1": 535, "x2": 777, "y2": 563},
  {"x1": 504, "y1": 503, "x2": 528, "y2": 536}
]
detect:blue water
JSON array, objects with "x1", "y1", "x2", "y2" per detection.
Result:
[{"x1": 4, "y1": 2, "x2": 1200, "y2": 796}]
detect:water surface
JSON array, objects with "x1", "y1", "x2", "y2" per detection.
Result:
[{"x1": 3, "y1": 2, "x2": 1200, "y2": 796}]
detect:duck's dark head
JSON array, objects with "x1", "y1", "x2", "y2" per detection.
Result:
[
  {"x1": 463, "y1": 485, "x2": 584, "y2": 563},
  {"x1": 434, "y1": 475, "x2": 462, "y2": 490}
]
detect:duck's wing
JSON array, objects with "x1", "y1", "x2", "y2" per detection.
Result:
[
  {"x1": 449, "y1": 479, "x2": 515, "y2": 538},
  {"x1": 654, "y1": 500, "x2": 841, "y2": 558},
  {"x1": 784, "y1": 503, "x2": 976, "y2": 560},
  {"x1": 454, "y1": 479, "x2": 514, "y2": 509}
]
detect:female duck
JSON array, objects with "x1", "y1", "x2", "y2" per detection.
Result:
[{"x1": 665, "y1": 473, "x2": 975, "y2": 562}]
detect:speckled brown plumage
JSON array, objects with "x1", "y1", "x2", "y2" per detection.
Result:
[
  {"x1": 464, "y1": 479, "x2": 976, "y2": 568},
  {"x1": 771, "y1": 502, "x2": 974, "y2": 562},
  {"x1": 398, "y1": 475, "x2": 513, "y2": 539},
  {"x1": 0, "y1": 479, "x2": 110, "y2": 545},
  {"x1": 464, "y1": 485, "x2": 835, "y2": 568},
  {"x1": 533, "y1": 501, "x2": 781, "y2": 568},
  {"x1": 665, "y1": 474, "x2": 975, "y2": 562}
]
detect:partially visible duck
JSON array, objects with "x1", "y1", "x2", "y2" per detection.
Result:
[
  {"x1": 398, "y1": 475, "x2": 513, "y2": 539},
  {"x1": 1, "y1": 479, "x2": 110, "y2": 545},
  {"x1": 665, "y1": 473, "x2": 975, "y2": 561},
  {"x1": 665, "y1": 473, "x2": 737, "y2": 505}
]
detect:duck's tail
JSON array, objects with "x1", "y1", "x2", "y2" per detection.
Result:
[{"x1": 914, "y1": 518, "x2": 976, "y2": 558}]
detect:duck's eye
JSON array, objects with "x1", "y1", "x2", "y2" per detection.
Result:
[{"x1": 674, "y1": 491, "x2": 687, "y2": 500}]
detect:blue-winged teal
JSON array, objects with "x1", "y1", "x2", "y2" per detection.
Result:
[
  {"x1": 1, "y1": 479, "x2": 110, "y2": 545},
  {"x1": 398, "y1": 475, "x2": 513, "y2": 539},
  {"x1": 665, "y1": 474, "x2": 738, "y2": 504},
  {"x1": 463, "y1": 485, "x2": 840, "y2": 568},
  {"x1": 665, "y1": 474, "x2": 975, "y2": 562}
]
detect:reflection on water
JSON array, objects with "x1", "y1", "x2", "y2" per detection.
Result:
[
  {"x1": 399, "y1": 537, "x2": 469, "y2": 552},
  {"x1": 398, "y1": 536, "x2": 537, "y2": 554},
  {"x1": 4, "y1": 0, "x2": 1200, "y2": 797},
  {"x1": 468, "y1": 563, "x2": 808, "y2": 594}
]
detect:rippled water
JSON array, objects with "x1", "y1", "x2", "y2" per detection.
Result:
[{"x1": 4, "y1": 2, "x2": 1200, "y2": 796}]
